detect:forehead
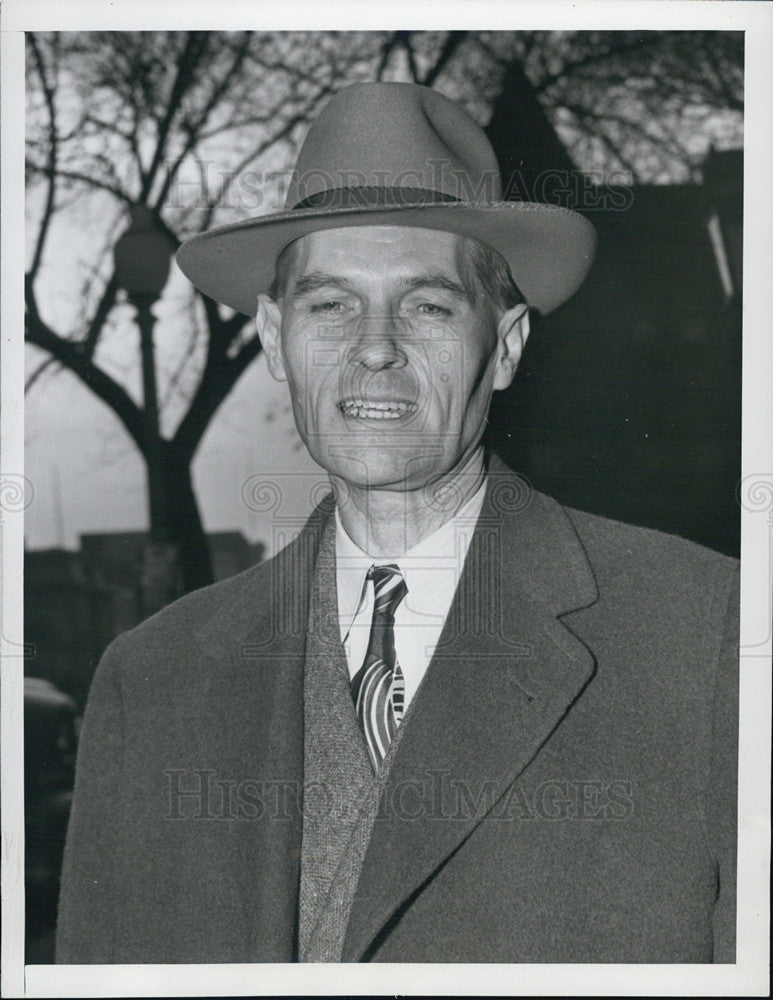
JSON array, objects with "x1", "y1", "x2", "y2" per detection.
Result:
[{"x1": 293, "y1": 226, "x2": 462, "y2": 278}]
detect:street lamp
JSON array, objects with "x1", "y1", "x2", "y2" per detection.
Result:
[{"x1": 114, "y1": 205, "x2": 178, "y2": 615}]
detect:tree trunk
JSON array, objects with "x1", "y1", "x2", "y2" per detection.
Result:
[{"x1": 156, "y1": 445, "x2": 215, "y2": 595}]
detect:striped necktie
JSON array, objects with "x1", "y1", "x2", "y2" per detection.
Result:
[{"x1": 350, "y1": 563, "x2": 408, "y2": 771}]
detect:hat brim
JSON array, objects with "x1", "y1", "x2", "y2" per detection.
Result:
[{"x1": 176, "y1": 201, "x2": 596, "y2": 317}]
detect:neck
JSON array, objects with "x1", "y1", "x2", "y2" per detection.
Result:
[{"x1": 332, "y1": 448, "x2": 487, "y2": 558}]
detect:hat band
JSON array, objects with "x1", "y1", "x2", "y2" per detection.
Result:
[{"x1": 293, "y1": 185, "x2": 460, "y2": 211}]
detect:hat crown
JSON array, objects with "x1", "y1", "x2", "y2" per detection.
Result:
[
  {"x1": 285, "y1": 82, "x2": 503, "y2": 208},
  {"x1": 176, "y1": 81, "x2": 597, "y2": 317}
]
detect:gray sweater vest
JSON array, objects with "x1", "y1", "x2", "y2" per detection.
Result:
[{"x1": 298, "y1": 514, "x2": 406, "y2": 962}]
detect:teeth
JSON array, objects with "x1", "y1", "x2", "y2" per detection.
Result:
[{"x1": 340, "y1": 399, "x2": 417, "y2": 418}]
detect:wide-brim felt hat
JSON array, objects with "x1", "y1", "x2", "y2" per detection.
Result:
[{"x1": 177, "y1": 82, "x2": 596, "y2": 316}]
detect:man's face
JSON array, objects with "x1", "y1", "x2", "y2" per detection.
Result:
[{"x1": 259, "y1": 226, "x2": 527, "y2": 494}]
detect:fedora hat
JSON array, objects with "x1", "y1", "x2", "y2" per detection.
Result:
[{"x1": 176, "y1": 82, "x2": 596, "y2": 316}]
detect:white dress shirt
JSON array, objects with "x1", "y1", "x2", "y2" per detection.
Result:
[{"x1": 335, "y1": 482, "x2": 486, "y2": 713}]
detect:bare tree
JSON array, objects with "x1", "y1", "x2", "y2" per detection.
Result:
[
  {"x1": 388, "y1": 30, "x2": 743, "y2": 184},
  {"x1": 25, "y1": 30, "x2": 743, "y2": 598},
  {"x1": 25, "y1": 30, "x2": 389, "y2": 593}
]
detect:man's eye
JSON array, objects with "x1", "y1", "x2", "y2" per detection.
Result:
[
  {"x1": 416, "y1": 302, "x2": 450, "y2": 317},
  {"x1": 310, "y1": 300, "x2": 347, "y2": 315}
]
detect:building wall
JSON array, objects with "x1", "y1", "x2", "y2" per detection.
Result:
[{"x1": 488, "y1": 158, "x2": 742, "y2": 557}]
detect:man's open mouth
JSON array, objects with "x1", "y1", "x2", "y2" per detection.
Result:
[{"x1": 339, "y1": 398, "x2": 418, "y2": 420}]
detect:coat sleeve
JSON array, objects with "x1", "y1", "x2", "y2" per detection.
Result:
[
  {"x1": 709, "y1": 565, "x2": 740, "y2": 963},
  {"x1": 56, "y1": 636, "x2": 128, "y2": 963}
]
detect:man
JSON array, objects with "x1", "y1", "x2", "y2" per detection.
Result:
[{"x1": 57, "y1": 82, "x2": 738, "y2": 964}]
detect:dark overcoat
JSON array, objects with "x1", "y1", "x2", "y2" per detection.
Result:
[{"x1": 56, "y1": 462, "x2": 739, "y2": 963}]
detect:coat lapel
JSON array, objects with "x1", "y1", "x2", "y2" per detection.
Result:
[{"x1": 342, "y1": 463, "x2": 599, "y2": 961}]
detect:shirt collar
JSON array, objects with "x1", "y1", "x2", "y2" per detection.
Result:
[{"x1": 334, "y1": 480, "x2": 487, "y2": 631}]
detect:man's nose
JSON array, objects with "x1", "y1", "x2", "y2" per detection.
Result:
[{"x1": 349, "y1": 311, "x2": 408, "y2": 371}]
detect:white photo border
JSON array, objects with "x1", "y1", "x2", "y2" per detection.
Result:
[{"x1": 2, "y1": 2, "x2": 770, "y2": 997}]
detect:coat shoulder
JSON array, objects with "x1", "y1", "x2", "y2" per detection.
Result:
[
  {"x1": 556, "y1": 501, "x2": 739, "y2": 667},
  {"x1": 556, "y1": 502, "x2": 739, "y2": 756},
  {"x1": 84, "y1": 501, "x2": 331, "y2": 704},
  {"x1": 113, "y1": 553, "x2": 275, "y2": 651},
  {"x1": 561, "y1": 502, "x2": 738, "y2": 591},
  {"x1": 93, "y1": 538, "x2": 298, "y2": 695}
]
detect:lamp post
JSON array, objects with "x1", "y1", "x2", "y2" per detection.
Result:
[{"x1": 114, "y1": 205, "x2": 178, "y2": 615}]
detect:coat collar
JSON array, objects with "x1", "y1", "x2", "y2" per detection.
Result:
[{"x1": 192, "y1": 455, "x2": 597, "y2": 661}]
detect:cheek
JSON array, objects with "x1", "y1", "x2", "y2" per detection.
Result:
[
  {"x1": 447, "y1": 334, "x2": 498, "y2": 411},
  {"x1": 279, "y1": 327, "x2": 312, "y2": 401},
  {"x1": 283, "y1": 347, "x2": 341, "y2": 426},
  {"x1": 280, "y1": 354, "x2": 305, "y2": 412},
  {"x1": 446, "y1": 346, "x2": 500, "y2": 440}
]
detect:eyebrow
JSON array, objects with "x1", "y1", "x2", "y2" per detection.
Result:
[
  {"x1": 292, "y1": 272, "x2": 354, "y2": 296},
  {"x1": 290, "y1": 270, "x2": 469, "y2": 300},
  {"x1": 398, "y1": 273, "x2": 469, "y2": 299}
]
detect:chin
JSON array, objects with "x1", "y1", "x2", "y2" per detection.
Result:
[{"x1": 317, "y1": 447, "x2": 432, "y2": 492}]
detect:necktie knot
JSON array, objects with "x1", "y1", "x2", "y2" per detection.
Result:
[{"x1": 367, "y1": 563, "x2": 407, "y2": 620}]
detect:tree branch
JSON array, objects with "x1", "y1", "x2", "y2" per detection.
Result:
[
  {"x1": 140, "y1": 31, "x2": 210, "y2": 200},
  {"x1": 196, "y1": 110, "x2": 276, "y2": 141},
  {"x1": 80, "y1": 276, "x2": 120, "y2": 359},
  {"x1": 200, "y1": 294, "x2": 234, "y2": 357},
  {"x1": 160, "y1": 315, "x2": 203, "y2": 411},
  {"x1": 152, "y1": 32, "x2": 254, "y2": 210},
  {"x1": 421, "y1": 31, "x2": 468, "y2": 87},
  {"x1": 199, "y1": 101, "x2": 326, "y2": 229},
  {"x1": 25, "y1": 303, "x2": 146, "y2": 454},
  {"x1": 82, "y1": 112, "x2": 135, "y2": 145},
  {"x1": 26, "y1": 34, "x2": 58, "y2": 283},
  {"x1": 171, "y1": 328, "x2": 263, "y2": 460},
  {"x1": 536, "y1": 33, "x2": 668, "y2": 93},
  {"x1": 25, "y1": 355, "x2": 59, "y2": 393},
  {"x1": 376, "y1": 34, "x2": 401, "y2": 81},
  {"x1": 26, "y1": 161, "x2": 133, "y2": 203},
  {"x1": 559, "y1": 97, "x2": 698, "y2": 177},
  {"x1": 566, "y1": 114, "x2": 642, "y2": 178},
  {"x1": 401, "y1": 34, "x2": 419, "y2": 82}
]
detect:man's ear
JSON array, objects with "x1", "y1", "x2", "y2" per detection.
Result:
[
  {"x1": 492, "y1": 303, "x2": 530, "y2": 391},
  {"x1": 256, "y1": 293, "x2": 287, "y2": 383}
]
